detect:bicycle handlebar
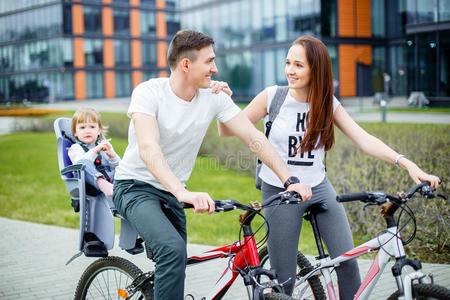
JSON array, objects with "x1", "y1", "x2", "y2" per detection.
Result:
[
  {"x1": 336, "y1": 192, "x2": 370, "y2": 203},
  {"x1": 336, "y1": 181, "x2": 443, "y2": 206},
  {"x1": 182, "y1": 191, "x2": 302, "y2": 212}
]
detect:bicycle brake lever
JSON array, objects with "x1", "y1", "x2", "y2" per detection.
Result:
[{"x1": 363, "y1": 203, "x2": 376, "y2": 210}]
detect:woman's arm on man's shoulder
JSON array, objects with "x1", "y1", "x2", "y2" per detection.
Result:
[{"x1": 217, "y1": 89, "x2": 268, "y2": 137}]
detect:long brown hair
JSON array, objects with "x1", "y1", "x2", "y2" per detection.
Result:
[{"x1": 292, "y1": 36, "x2": 335, "y2": 154}]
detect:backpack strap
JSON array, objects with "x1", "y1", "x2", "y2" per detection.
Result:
[
  {"x1": 268, "y1": 86, "x2": 289, "y2": 124},
  {"x1": 257, "y1": 86, "x2": 289, "y2": 164},
  {"x1": 265, "y1": 86, "x2": 289, "y2": 138}
]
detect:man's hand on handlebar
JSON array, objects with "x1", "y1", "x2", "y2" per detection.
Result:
[{"x1": 176, "y1": 191, "x2": 215, "y2": 214}]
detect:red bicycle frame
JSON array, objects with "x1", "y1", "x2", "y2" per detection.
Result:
[{"x1": 185, "y1": 206, "x2": 270, "y2": 300}]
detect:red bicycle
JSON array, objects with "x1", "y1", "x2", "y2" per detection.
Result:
[{"x1": 74, "y1": 191, "x2": 306, "y2": 300}]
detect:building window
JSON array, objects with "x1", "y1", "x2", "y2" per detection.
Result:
[
  {"x1": 63, "y1": 73, "x2": 74, "y2": 99},
  {"x1": 84, "y1": 39, "x2": 103, "y2": 65},
  {"x1": 418, "y1": 32, "x2": 437, "y2": 96},
  {"x1": 143, "y1": 70, "x2": 157, "y2": 81},
  {"x1": 166, "y1": 13, "x2": 180, "y2": 36},
  {"x1": 114, "y1": 9, "x2": 130, "y2": 34},
  {"x1": 321, "y1": 0, "x2": 337, "y2": 37},
  {"x1": 372, "y1": 47, "x2": 386, "y2": 94},
  {"x1": 389, "y1": 46, "x2": 407, "y2": 96},
  {"x1": 417, "y1": 0, "x2": 438, "y2": 24},
  {"x1": 141, "y1": 11, "x2": 156, "y2": 35},
  {"x1": 372, "y1": 0, "x2": 385, "y2": 38},
  {"x1": 114, "y1": 40, "x2": 130, "y2": 66},
  {"x1": 63, "y1": 4, "x2": 72, "y2": 34},
  {"x1": 86, "y1": 71, "x2": 103, "y2": 98},
  {"x1": 439, "y1": 31, "x2": 450, "y2": 96},
  {"x1": 115, "y1": 71, "x2": 131, "y2": 97},
  {"x1": 63, "y1": 39, "x2": 73, "y2": 67},
  {"x1": 440, "y1": 0, "x2": 450, "y2": 21},
  {"x1": 140, "y1": 0, "x2": 156, "y2": 7},
  {"x1": 84, "y1": 6, "x2": 102, "y2": 33},
  {"x1": 142, "y1": 42, "x2": 157, "y2": 66}
]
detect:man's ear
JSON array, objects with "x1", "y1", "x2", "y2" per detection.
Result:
[{"x1": 180, "y1": 58, "x2": 190, "y2": 73}]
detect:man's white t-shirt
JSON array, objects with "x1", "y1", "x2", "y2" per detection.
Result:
[
  {"x1": 259, "y1": 85, "x2": 341, "y2": 188},
  {"x1": 114, "y1": 78, "x2": 241, "y2": 191}
]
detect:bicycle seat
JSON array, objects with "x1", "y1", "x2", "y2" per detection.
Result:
[
  {"x1": 54, "y1": 117, "x2": 143, "y2": 258},
  {"x1": 303, "y1": 202, "x2": 328, "y2": 220}
]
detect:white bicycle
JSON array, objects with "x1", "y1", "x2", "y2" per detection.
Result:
[{"x1": 259, "y1": 181, "x2": 450, "y2": 300}]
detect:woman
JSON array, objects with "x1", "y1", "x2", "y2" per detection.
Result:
[{"x1": 219, "y1": 36, "x2": 440, "y2": 299}]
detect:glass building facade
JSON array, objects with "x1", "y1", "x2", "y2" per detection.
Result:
[
  {"x1": 0, "y1": 0, "x2": 179, "y2": 102},
  {"x1": 0, "y1": 0, "x2": 448, "y2": 105},
  {"x1": 180, "y1": 0, "x2": 449, "y2": 104}
]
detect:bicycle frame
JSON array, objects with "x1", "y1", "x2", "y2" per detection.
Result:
[
  {"x1": 186, "y1": 234, "x2": 261, "y2": 300},
  {"x1": 183, "y1": 201, "x2": 286, "y2": 300},
  {"x1": 296, "y1": 225, "x2": 428, "y2": 300}
]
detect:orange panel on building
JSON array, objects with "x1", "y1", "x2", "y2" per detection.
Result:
[
  {"x1": 339, "y1": 44, "x2": 373, "y2": 96},
  {"x1": 104, "y1": 71, "x2": 115, "y2": 99},
  {"x1": 74, "y1": 71, "x2": 86, "y2": 100},
  {"x1": 132, "y1": 71, "x2": 143, "y2": 88},
  {"x1": 130, "y1": 9, "x2": 141, "y2": 37},
  {"x1": 73, "y1": 38, "x2": 85, "y2": 68},
  {"x1": 130, "y1": 0, "x2": 140, "y2": 8},
  {"x1": 339, "y1": 45, "x2": 356, "y2": 96},
  {"x1": 338, "y1": 0, "x2": 371, "y2": 38},
  {"x1": 338, "y1": 0, "x2": 354, "y2": 37},
  {"x1": 72, "y1": 4, "x2": 84, "y2": 35},
  {"x1": 356, "y1": 0, "x2": 371, "y2": 37},
  {"x1": 102, "y1": 7, "x2": 113, "y2": 36},
  {"x1": 131, "y1": 40, "x2": 142, "y2": 68},
  {"x1": 156, "y1": 0, "x2": 168, "y2": 70},
  {"x1": 103, "y1": 39, "x2": 115, "y2": 68}
]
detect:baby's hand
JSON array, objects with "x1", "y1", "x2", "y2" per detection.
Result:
[
  {"x1": 100, "y1": 140, "x2": 116, "y2": 158},
  {"x1": 93, "y1": 143, "x2": 104, "y2": 153}
]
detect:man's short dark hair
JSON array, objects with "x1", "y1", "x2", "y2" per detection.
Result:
[{"x1": 167, "y1": 30, "x2": 215, "y2": 69}]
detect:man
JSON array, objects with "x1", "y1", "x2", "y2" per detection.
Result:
[{"x1": 113, "y1": 30, "x2": 312, "y2": 300}]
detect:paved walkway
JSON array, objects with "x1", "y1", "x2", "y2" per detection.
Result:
[{"x1": 0, "y1": 217, "x2": 448, "y2": 299}]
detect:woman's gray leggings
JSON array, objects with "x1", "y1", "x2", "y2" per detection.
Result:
[{"x1": 262, "y1": 178, "x2": 361, "y2": 300}]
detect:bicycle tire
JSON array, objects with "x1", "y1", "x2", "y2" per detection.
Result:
[
  {"x1": 387, "y1": 283, "x2": 450, "y2": 300},
  {"x1": 263, "y1": 292, "x2": 296, "y2": 300},
  {"x1": 74, "y1": 256, "x2": 153, "y2": 300},
  {"x1": 258, "y1": 246, "x2": 326, "y2": 300}
]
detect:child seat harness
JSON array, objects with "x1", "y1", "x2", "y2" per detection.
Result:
[{"x1": 61, "y1": 131, "x2": 112, "y2": 182}]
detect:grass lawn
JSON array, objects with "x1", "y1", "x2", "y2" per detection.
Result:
[{"x1": 0, "y1": 132, "x2": 317, "y2": 254}]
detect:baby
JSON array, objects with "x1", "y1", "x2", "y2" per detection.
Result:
[{"x1": 68, "y1": 107, "x2": 120, "y2": 197}]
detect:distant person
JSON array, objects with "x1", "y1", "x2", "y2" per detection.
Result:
[
  {"x1": 219, "y1": 35, "x2": 440, "y2": 300},
  {"x1": 113, "y1": 30, "x2": 311, "y2": 300},
  {"x1": 69, "y1": 107, "x2": 120, "y2": 197}
]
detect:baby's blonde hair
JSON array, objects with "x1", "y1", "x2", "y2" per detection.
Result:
[{"x1": 71, "y1": 107, "x2": 108, "y2": 139}]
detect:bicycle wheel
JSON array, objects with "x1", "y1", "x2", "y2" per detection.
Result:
[
  {"x1": 74, "y1": 256, "x2": 153, "y2": 300},
  {"x1": 263, "y1": 292, "x2": 296, "y2": 299},
  {"x1": 387, "y1": 283, "x2": 450, "y2": 300},
  {"x1": 258, "y1": 246, "x2": 326, "y2": 299}
]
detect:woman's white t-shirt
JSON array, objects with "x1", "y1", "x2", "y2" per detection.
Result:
[
  {"x1": 114, "y1": 78, "x2": 241, "y2": 191},
  {"x1": 259, "y1": 85, "x2": 341, "y2": 188}
]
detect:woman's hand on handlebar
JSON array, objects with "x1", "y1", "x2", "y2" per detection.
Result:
[
  {"x1": 404, "y1": 162, "x2": 441, "y2": 189},
  {"x1": 286, "y1": 183, "x2": 312, "y2": 201}
]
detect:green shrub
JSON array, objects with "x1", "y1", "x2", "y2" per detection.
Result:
[
  {"x1": 13, "y1": 114, "x2": 450, "y2": 263},
  {"x1": 199, "y1": 122, "x2": 450, "y2": 263}
]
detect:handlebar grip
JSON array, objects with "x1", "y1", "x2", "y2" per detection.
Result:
[
  {"x1": 336, "y1": 192, "x2": 369, "y2": 203},
  {"x1": 182, "y1": 200, "x2": 236, "y2": 212}
]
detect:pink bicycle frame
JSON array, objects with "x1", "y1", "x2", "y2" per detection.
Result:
[{"x1": 296, "y1": 226, "x2": 428, "y2": 300}]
